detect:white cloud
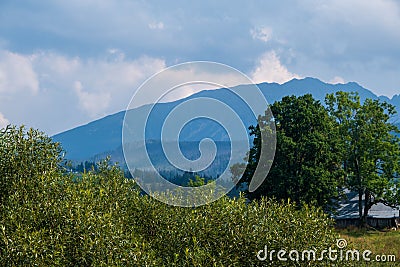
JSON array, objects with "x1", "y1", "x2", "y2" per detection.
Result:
[
  {"x1": 250, "y1": 51, "x2": 301, "y2": 84},
  {"x1": 250, "y1": 26, "x2": 273, "y2": 43},
  {"x1": 74, "y1": 81, "x2": 111, "y2": 117},
  {"x1": 329, "y1": 76, "x2": 345, "y2": 84},
  {"x1": 0, "y1": 112, "x2": 9, "y2": 128},
  {"x1": 0, "y1": 49, "x2": 166, "y2": 133},
  {"x1": 0, "y1": 50, "x2": 39, "y2": 94},
  {"x1": 127, "y1": 62, "x2": 257, "y2": 109},
  {"x1": 29, "y1": 51, "x2": 166, "y2": 118},
  {"x1": 148, "y1": 21, "x2": 164, "y2": 30}
]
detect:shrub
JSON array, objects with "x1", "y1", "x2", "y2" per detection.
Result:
[
  {"x1": 0, "y1": 127, "x2": 344, "y2": 266},
  {"x1": 0, "y1": 125, "x2": 63, "y2": 207},
  {"x1": 1, "y1": 164, "x2": 341, "y2": 266}
]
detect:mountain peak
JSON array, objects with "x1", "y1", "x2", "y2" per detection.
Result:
[
  {"x1": 53, "y1": 78, "x2": 400, "y2": 162},
  {"x1": 285, "y1": 77, "x2": 324, "y2": 85}
]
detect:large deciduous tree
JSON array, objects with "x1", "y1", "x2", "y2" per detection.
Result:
[
  {"x1": 325, "y1": 92, "x2": 400, "y2": 226},
  {"x1": 236, "y1": 94, "x2": 343, "y2": 211}
]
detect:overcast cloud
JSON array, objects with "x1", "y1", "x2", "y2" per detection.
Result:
[{"x1": 0, "y1": 0, "x2": 399, "y2": 134}]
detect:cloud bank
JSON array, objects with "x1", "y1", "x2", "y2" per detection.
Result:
[{"x1": 0, "y1": 49, "x2": 166, "y2": 134}]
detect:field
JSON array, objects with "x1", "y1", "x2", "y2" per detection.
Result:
[{"x1": 337, "y1": 227, "x2": 400, "y2": 266}]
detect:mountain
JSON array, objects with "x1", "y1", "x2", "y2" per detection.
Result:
[{"x1": 52, "y1": 77, "x2": 400, "y2": 167}]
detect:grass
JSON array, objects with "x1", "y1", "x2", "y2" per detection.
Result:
[{"x1": 336, "y1": 226, "x2": 400, "y2": 266}]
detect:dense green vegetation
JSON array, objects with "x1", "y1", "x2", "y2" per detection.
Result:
[
  {"x1": 1, "y1": 89, "x2": 399, "y2": 265},
  {"x1": 236, "y1": 94, "x2": 343, "y2": 212},
  {"x1": 1, "y1": 126, "x2": 342, "y2": 266},
  {"x1": 0, "y1": 126, "x2": 63, "y2": 208},
  {"x1": 236, "y1": 93, "x2": 400, "y2": 225},
  {"x1": 326, "y1": 92, "x2": 400, "y2": 225}
]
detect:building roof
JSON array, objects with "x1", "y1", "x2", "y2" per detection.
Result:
[{"x1": 335, "y1": 191, "x2": 400, "y2": 219}]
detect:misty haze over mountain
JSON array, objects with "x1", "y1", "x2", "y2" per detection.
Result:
[{"x1": 53, "y1": 77, "x2": 400, "y2": 175}]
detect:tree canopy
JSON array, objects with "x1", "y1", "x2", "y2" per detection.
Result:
[
  {"x1": 236, "y1": 94, "x2": 344, "y2": 211},
  {"x1": 326, "y1": 91, "x2": 400, "y2": 225},
  {"x1": 236, "y1": 92, "x2": 400, "y2": 221}
]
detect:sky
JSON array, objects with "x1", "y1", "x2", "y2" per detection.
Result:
[{"x1": 0, "y1": 0, "x2": 400, "y2": 135}]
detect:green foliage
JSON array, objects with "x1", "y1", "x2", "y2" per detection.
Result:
[
  {"x1": 0, "y1": 134, "x2": 341, "y2": 266},
  {"x1": 236, "y1": 91, "x2": 400, "y2": 224},
  {"x1": 0, "y1": 125, "x2": 63, "y2": 207},
  {"x1": 187, "y1": 175, "x2": 206, "y2": 187},
  {"x1": 0, "y1": 158, "x2": 150, "y2": 266},
  {"x1": 238, "y1": 94, "x2": 344, "y2": 211},
  {"x1": 135, "y1": 196, "x2": 340, "y2": 266},
  {"x1": 326, "y1": 92, "x2": 400, "y2": 224}
]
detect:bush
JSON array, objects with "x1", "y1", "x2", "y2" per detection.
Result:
[
  {"x1": 132, "y1": 196, "x2": 339, "y2": 266},
  {"x1": 1, "y1": 165, "x2": 341, "y2": 266},
  {"x1": 0, "y1": 126, "x2": 344, "y2": 266},
  {"x1": 0, "y1": 125, "x2": 63, "y2": 207}
]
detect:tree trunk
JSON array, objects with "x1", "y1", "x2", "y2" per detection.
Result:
[
  {"x1": 362, "y1": 190, "x2": 371, "y2": 227},
  {"x1": 358, "y1": 189, "x2": 364, "y2": 227}
]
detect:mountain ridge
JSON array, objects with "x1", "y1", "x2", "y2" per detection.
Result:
[{"x1": 52, "y1": 77, "x2": 400, "y2": 162}]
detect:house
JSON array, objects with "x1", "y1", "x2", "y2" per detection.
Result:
[{"x1": 334, "y1": 191, "x2": 400, "y2": 229}]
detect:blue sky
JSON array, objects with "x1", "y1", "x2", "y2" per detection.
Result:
[{"x1": 0, "y1": 0, "x2": 399, "y2": 135}]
